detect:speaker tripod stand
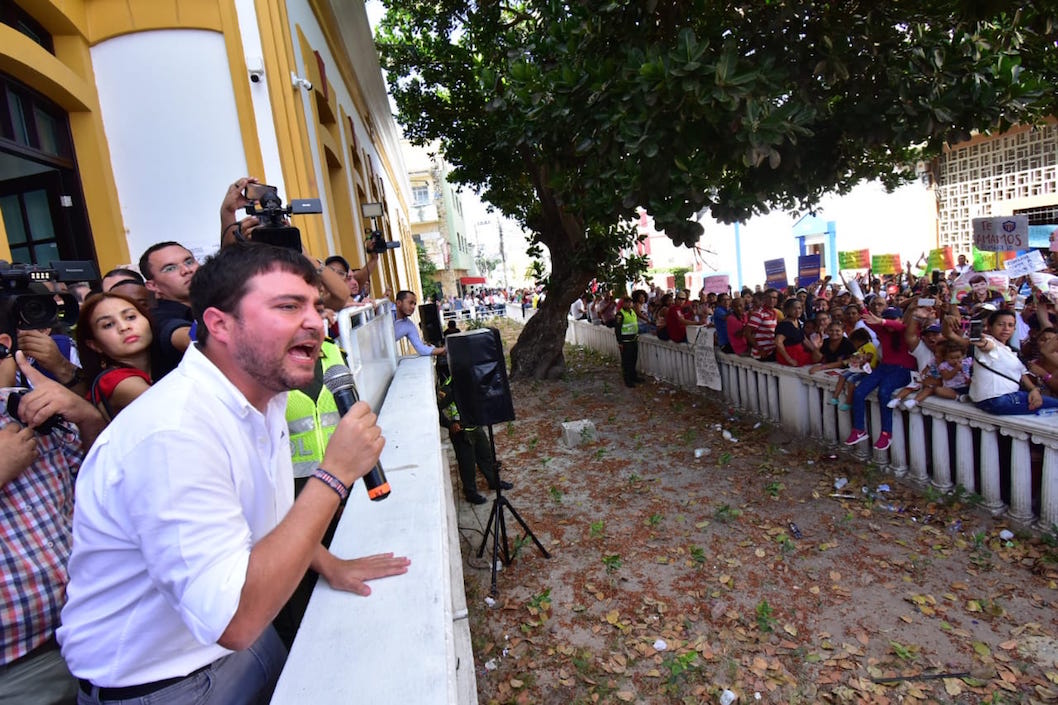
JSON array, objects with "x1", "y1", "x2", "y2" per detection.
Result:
[{"x1": 475, "y1": 424, "x2": 550, "y2": 596}]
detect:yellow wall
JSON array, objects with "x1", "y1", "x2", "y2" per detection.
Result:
[{"x1": 3, "y1": 0, "x2": 406, "y2": 290}]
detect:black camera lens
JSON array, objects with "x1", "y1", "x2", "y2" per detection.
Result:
[{"x1": 17, "y1": 295, "x2": 58, "y2": 330}]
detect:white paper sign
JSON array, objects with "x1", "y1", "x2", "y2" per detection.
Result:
[
  {"x1": 973, "y1": 215, "x2": 1028, "y2": 251},
  {"x1": 1003, "y1": 249, "x2": 1047, "y2": 277},
  {"x1": 693, "y1": 327, "x2": 722, "y2": 391}
]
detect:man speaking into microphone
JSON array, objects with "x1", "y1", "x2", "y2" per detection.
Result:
[{"x1": 59, "y1": 243, "x2": 409, "y2": 705}]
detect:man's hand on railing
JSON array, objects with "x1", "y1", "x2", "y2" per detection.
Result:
[{"x1": 315, "y1": 549, "x2": 411, "y2": 597}]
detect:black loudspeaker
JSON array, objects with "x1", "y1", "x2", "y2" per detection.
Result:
[
  {"x1": 446, "y1": 327, "x2": 515, "y2": 426},
  {"x1": 419, "y1": 302, "x2": 444, "y2": 346}
]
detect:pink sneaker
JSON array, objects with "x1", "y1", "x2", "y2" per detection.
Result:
[
  {"x1": 874, "y1": 432, "x2": 892, "y2": 451},
  {"x1": 844, "y1": 429, "x2": 868, "y2": 445}
]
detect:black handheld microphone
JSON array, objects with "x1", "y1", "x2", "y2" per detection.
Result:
[{"x1": 322, "y1": 364, "x2": 391, "y2": 501}]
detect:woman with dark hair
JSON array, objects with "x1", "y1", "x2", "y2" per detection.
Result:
[
  {"x1": 655, "y1": 293, "x2": 673, "y2": 341},
  {"x1": 76, "y1": 292, "x2": 157, "y2": 420},
  {"x1": 774, "y1": 298, "x2": 814, "y2": 366},
  {"x1": 967, "y1": 309, "x2": 1058, "y2": 415},
  {"x1": 725, "y1": 298, "x2": 750, "y2": 355}
]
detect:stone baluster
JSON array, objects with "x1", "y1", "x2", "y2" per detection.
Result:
[
  {"x1": 858, "y1": 398, "x2": 875, "y2": 461},
  {"x1": 952, "y1": 416, "x2": 975, "y2": 494},
  {"x1": 807, "y1": 383, "x2": 824, "y2": 439},
  {"x1": 1000, "y1": 428, "x2": 1033, "y2": 524},
  {"x1": 889, "y1": 410, "x2": 908, "y2": 477},
  {"x1": 970, "y1": 419, "x2": 1005, "y2": 515},
  {"x1": 929, "y1": 411, "x2": 953, "y2": 491},
  {"x1": 767, "y1": 374, "x2": 780, "y2": 422},
  {"x1": 746, "y1": 369, "x2": 759, "y2": 414},
  {"x1": 907, "y1": 408, "x2": 928, "y2": 484},
  {"x1": 737, "y1": 366, "x2": 749, "y2": 409},
  {"x1": 1032, "y1": 433, "x2": 1058, "y2": 530},
  {"x1": 822, "y1": 394, "x2": 838, "y2": 444}
]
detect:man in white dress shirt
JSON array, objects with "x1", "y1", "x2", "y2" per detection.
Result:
[{"x1": 59, "y1": 243, "x2": 407, "y2": 705}]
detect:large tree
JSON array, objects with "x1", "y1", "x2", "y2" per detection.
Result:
[{"x1": 376, "y1": 1, "x2": 1057, "y2": 379}]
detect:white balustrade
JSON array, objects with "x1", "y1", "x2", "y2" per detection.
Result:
[{"x1": 548, "y1": 316, "x2": 1058, "y2": 528}]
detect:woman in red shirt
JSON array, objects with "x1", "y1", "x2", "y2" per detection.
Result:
[
  {"x1": 77, "y1": 293, "x2": 156, "y2": 421},
  {"x1": 726, "y1": 298, "x2": 750, "y2": 355}
]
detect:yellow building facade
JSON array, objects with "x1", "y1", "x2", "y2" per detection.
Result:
[{"x1": 0, "y1": 0, "x2": 417, "y2": 297}]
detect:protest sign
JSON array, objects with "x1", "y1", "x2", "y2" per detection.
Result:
[
  {"x1": 693, "y1": 327, "x2": 722, "y2": 391},
  {"x1": 973, "y1": 215, "x2": 1029, "y2": 251},
  {"x1": 764, "y1": 258, "x2": 788, "y2": 288},
  {"x1": 1030, "y1": 272, "x2": 1058, "y2": 304},
  {"x1": 797, "y1": 254, "x2": 821, "y2": 287},
  {"x1": 871, "y1": 254, "x2": 903, "y2": 275},
  {"x1": 1003, "y1": 250, "x2": 1047, "y2": 278},
  {"x1": 838, "y1": 249, "x2": 870, "y2": 270},
  {"x1": 926, "y1": 246, "x2": 954, "y2": 273},
  {"x1": 702, "y1": 274, "x2": 730, "y2": 294},
  {"x1": 951, "y1": 270, "x2": 1011, "y2": 304}
]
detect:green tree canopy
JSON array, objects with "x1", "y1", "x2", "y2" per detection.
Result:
[{"x1": 377, "y1": 1, "x2": 1057, "y2": 378}]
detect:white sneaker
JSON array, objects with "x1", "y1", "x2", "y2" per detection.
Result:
[
  {"x1": 903, "y1": 399, "x2": 918, "y2": 410},
  {"x1": 886, "y1": 399, "x2": 902, "y2": 409}
]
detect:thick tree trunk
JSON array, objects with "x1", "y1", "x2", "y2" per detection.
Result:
[
  {"x1": 509, "y1": 157, "x2": 593, "y2": 380},
  {"x1": 509, "y1": 265, "x2": 590, "y2": 380}
]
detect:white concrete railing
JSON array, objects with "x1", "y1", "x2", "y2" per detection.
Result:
[
  {"x1": 273, "y1": 310, "x2": 476, "y2": 703},
  {"x1": 556, "y1": 316, "x2": 1058, "y2": 531},
  {"x1": 336, "y1": 299, "x2": 397, "y2": 412}
]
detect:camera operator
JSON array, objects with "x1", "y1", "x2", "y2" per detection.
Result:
[
  {"x1": 0, "y1": 315, "x2": 106, "y2": 704},
  {"x1": 219, "y1": 177, "x2": 350, "y2": 311},
  {"x1": 325, "y1": 253, "x2": 380, "y2": 304}
]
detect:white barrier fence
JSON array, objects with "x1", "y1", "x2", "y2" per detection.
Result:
[{"x1": 556, "y1": 316, "x2": 1058, "y2": 531}]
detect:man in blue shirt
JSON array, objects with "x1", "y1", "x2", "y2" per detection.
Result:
[{"x1": 393, "y1": 290, "x2": 446, "y2": 357}]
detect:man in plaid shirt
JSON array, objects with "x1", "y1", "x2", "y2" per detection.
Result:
[{"x1": 0, "y1": 332, "x2": 106, "y2": 704}]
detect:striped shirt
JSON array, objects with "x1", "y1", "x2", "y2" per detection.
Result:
[
  {"x1": 0, "y1": 389, "x2": 80, "y2": 665},
  {"x1": 747, "y1": 307, "x2": 779, "y2": 359}
]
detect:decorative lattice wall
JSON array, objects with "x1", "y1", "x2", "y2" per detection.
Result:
[{"x1": 935, "y1": 123, "x2": 1058, "y2": 252}]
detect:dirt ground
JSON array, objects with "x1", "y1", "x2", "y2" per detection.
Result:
[{"x1": 452, "y1": 319, "x2": 1058, "y2": 705}]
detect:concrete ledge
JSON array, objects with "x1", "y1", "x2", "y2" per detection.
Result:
[{"x1": 272, "y1": 355, "x2": 476, "y2": 704}]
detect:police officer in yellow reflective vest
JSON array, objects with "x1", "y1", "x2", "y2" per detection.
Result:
[
  {"x1": 274, "y1": 337, "x2": 346, "y2": 648},
  {"x1": 287, "y1": 338, "x2": 346, "y2": 482},
  {"x1": 437, "y1": 374, "x2": 512, "y2": 505},
  {"x1": 615, "y1": 295, "x2": 640, "y2": 387}
]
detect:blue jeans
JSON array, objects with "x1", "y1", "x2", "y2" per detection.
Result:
[
  {"x1": 77, "y1": 627, "x2": 286, "y2": 705},
  {"x1": 852, "y1": 363, "x2": 912, "y2": 434},
  {"x1": 976, "y1": 391, "x2": 1058, "y2": 415}
]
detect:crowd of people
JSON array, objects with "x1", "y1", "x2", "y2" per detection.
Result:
[
  {"x1": 573, "y1": 253, "x2": 1058, "y2": 449},
  {"x1": 1, "y1": 177, "x2": 410, "y2": 704}
]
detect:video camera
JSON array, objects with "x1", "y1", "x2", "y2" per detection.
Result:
[
  {"x1": 0, "y1": 263, "x2": 79, "y2": 333},
  {"x1": 243, "y1": 183, "x2": 323, "y2": 253},
  {"x1": 366, "y1": 229, "x2": 401, "y2": 255}
]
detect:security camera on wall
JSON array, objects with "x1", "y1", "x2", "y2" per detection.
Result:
[{"x1": 247, "y1": 56, "x2": 265, "y2": 84}]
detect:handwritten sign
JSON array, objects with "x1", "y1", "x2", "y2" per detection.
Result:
[
  {"x1": 926, "y1": 246, "x2": 954, "y2": 273},
  {"x1": 702, "y1": 274, "x2": 730, "y2": 294},
  {"x1": 1004, "y1": 250, "x2": 1047, "y2": 278},
  {"x1": 797, "y1": 254, "x2": 821, "y2": 286},
  {"x1": 871, "y1": 254, "x2": 903, "y2": 275},
  {"x1": 764, "y1": 258, "x2": 788, "y2": 288},
  {"x1": 693, "y1": 327, "x2": 722, "y2": 391},
  {"x1": 973, "y1": 215, "x2": 1028, "y2": 251},
  {"x1": 838, "y1": 249, "x2": 870, "y2": 270}
]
